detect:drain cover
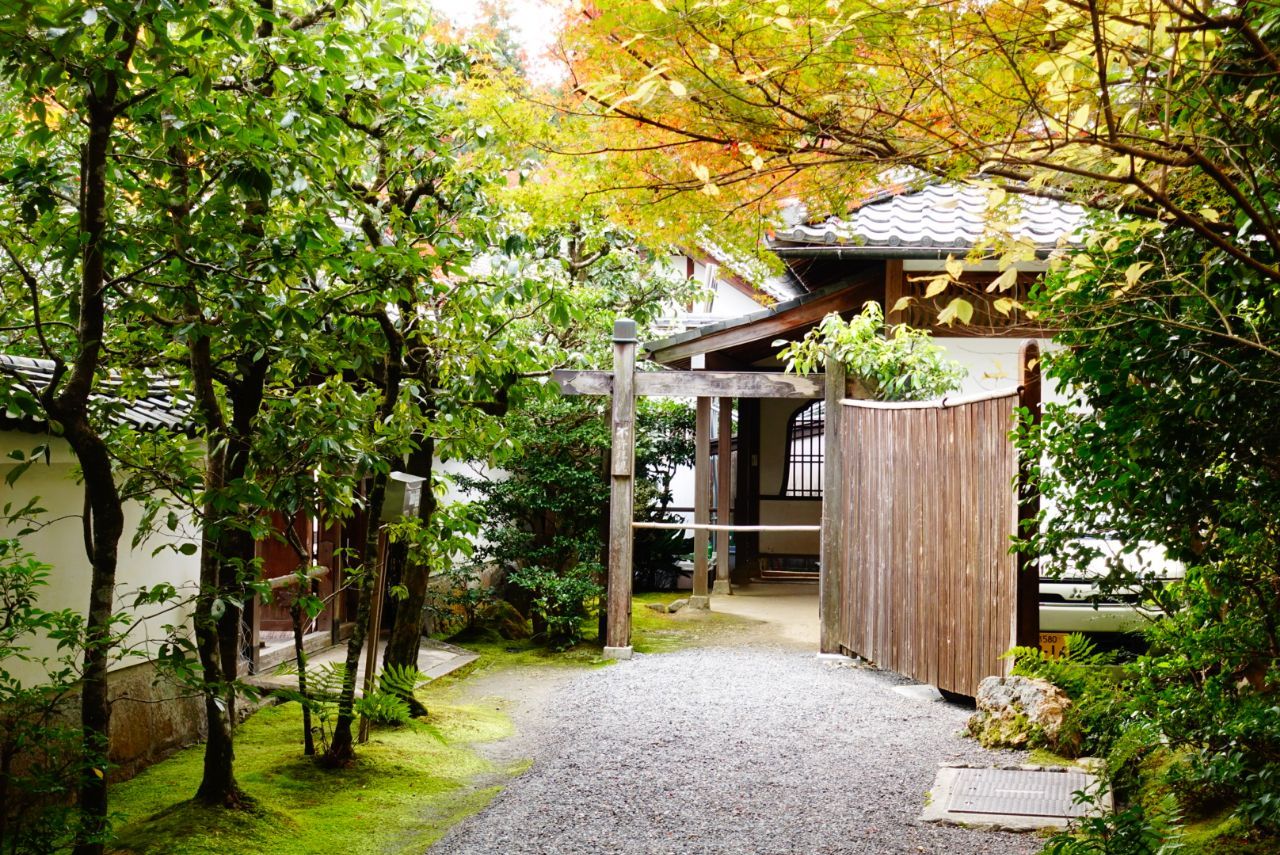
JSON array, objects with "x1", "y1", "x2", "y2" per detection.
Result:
[{"x1": 947, "y1": 768, "x2": 1091, "y2": 818}]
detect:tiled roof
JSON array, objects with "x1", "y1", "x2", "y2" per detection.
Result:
[
  {"x1": 0, "y1": 355, "x2": 193, "y2": 433},
  {"x1": 770, "y1": 183, "x2": 1085, "y2": 256}
]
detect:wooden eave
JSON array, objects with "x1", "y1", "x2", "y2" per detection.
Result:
[{"x1": 646, "y1": 267, "x2": 884, "y2": 368}]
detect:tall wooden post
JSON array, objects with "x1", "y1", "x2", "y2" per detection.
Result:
[
  {"x1": 819, "y1": 360, "x2": 847, "y2": 653},
  {"x1": 732, "y1": 398, "x2": 760, "y2": 584},
  {"x1": 713, "y1": 397, "x2": 734, "y2": 595},
  {"x1": 605, "y1": 319, "x2": 638, "y2": 659},
  {"x1": 1016, "y1": 340, "x2": 1042, "y2": 649},
  {"x1": 690, "y1": 396, "x2": 712, "y2": 609}
]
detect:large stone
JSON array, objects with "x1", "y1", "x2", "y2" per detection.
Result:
[
  {"x1": 477, "y1": 599, "x2": 531, "y2": 640},
  {"x1": 967, "y1": 675, "x2": 1071, "y2": 748},
  {"x1": 666, "y1": 598, "x2": 689, "y2": 613}
]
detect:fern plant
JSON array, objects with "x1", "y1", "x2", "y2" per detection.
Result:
[
  {"x1": 1006, "y1": 633, "x2": 1126, "y2": 756},
  {"x1": 354, "y1": 692, "x2": 412, "y2": 726}
]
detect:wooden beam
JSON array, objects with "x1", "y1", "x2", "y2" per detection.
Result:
[
  {"x1": 554, "y1": 369, "x2": 823, "y2": 399},
  {"x1": 691, "y1": 396, "x2": 711, "y2": 609},
  {"x1": 1016, "y1": 340, "x2": 1042, "y2": 649},
  {"x1": 647, "y1": 285, "x2": 870, "y2": 364},
  {"x1": 714, "y1": 397, "x2": 733, "y2": 595},
  {"x1": 819, "y1": 361, "x2": 847, "y2": 654},
  {"x1": 552, "y1": 369, "x2": 612, "y2": 396},
  {"x1": 605, "y1": 320, "x2": 638, "y2": 658}
]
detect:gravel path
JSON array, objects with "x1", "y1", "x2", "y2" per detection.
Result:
[{"x1": 431, "y1": 640, "x2": 1038, "y2": 855}]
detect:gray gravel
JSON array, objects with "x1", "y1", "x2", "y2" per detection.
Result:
[{"x1": 431, "y1": 643, "x2": 1038, "y2": 855}]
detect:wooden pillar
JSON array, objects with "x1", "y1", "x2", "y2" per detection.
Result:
[
  {"x1": 1016, "y1": 340, "x2": 1042, "y2": 649},
  {"x1": 605, "y1": 319, "x2": 638, "y2": 658},
  {"x1": 713, "y1": 397, "x2": 734, "y2": 595},
  {"x1": 690, "y1": 395, "x2": 712, "y2": 609},
  {"x1": 358, "y1": 532, "x2": 388, "y2": 743},
  {"x1": 819, "y1": 361, "x2": 847, "y2": 653},
  {"x1": 733, "y1": 398, "x2": 760, "y2": 584}
]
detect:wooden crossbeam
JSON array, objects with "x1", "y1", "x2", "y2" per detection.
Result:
[{"x1": 553, "y1": 369, "x2": 823, "y2": 399}]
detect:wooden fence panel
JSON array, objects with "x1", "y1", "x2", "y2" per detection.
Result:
[{"x1": 837, "y1": 390, "x2": 1023, "y2": 697}]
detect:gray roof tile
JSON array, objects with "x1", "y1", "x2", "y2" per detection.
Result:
[
  {"x1": 0, "y1": 355, "x2": 193, "y2": 433},
  {"x1": 770, "y1": 183, "x2": 1084, "y2": 254}
]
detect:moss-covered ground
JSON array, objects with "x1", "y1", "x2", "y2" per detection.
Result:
[
  {"x1": 441, "y1": 591, "x2": 749, "y2": 673},
  {"x1": 107, "y1": 698, "x2": 514, "y2": 855},
  {"x1": 107, "y1": 595, "x2": 743, "y2": 854}
]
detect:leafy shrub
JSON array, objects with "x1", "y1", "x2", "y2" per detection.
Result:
[
  {"x1": 507, "y1": 562, "x2": 603, "y2": 649},
  {"x1": 459, "y1": 394, "x2": 693, "y2": 643},
  {"x1": 0, "y1": 539, "x2": 92, "y2": 855},
  {"x1": 778, "y1": 302, "x2": 965, "y2": 400}
]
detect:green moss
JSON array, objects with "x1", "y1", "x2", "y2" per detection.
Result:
[
  {"x1": 1178, "y1": 808, "x2": 1276, "y2": 854},
  {"x1": 629, "y1": 592, "x2": 744, "y2": 654},
  {"x1": 444, "y1": 594, "x2": 749, "y2": 671},
  {"x1": 1028, "y1": 748, "x2": 1078, "y2": 767},
  {"x1": 108, "y1": 698, "x2": 512, "y2": 855}
]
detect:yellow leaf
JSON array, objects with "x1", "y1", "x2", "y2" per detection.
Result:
[
  {"x1": 937, "y1": 297, "x2": 973, "y2": 326},
  {"x1": 944, "y1": 255, "x2": 964, "y2": 280},
  {"x1": 707, "y1": 43, "x2": 720, "y2": 60},
  {"x1": 751, "y1": 155, "x2": 764, "y2": 172},
  {"x1": 668, "y1": 79, "x2": 687, "y2": 98},
  {"x1": 988, "y1": 187, "x2": 1007, "y2": 208},
  {"x1": 1198, "y1": 207, "x2": 1219, "y2": 223},
  {"x1": 702, "y1": 182, "x2": 721, "y2": 196},
  {"x1": 1125, "y1": 261, "x2": 1152, "y2": 288},
  {"x1": 891, "y1": 296, "x2": 913, "y2": 313},
  {"x1": 651, "y1": 0, "x2": 668, "y2": 10},
  {"x1": 988, "y1": 267, "x2": 1018, "y2": 292},
  {"x1": 1071, "y1": 102, "x2": 1091, "y2": 130},
  {"x1": 993, "y1": 297, "x2": 1016, "y2": 316},
  {"x1": 924, "y1": 276, "x2": 949, "y2": 299},
  {"x1": 691, "y1": 163, "x2": 710, "y2": 183},
  {"x1": 92, "y1": 767, "x2": 104, "y2": 778},
  {"x1": 775, "y1": 15, "x2": 794, "y2": 30},
  {"x1": 776, "y1": 2, "x2": 790, "y2": 13},
  {"x1": 1246, "y1": 89, "x2": 1266, "y2": 109}
]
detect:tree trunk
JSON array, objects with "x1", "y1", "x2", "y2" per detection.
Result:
[
  {"x1": 191, "y1": 437, "x2": 244, "y2": 807},
  {"x1": 58, "y1": 72, "x2": 133, "y2": 855},
  {"x1": 322, "y1": 469, "x2": 390, "y2": 765},
  {"x1": 324, "y1": 315, "x2": 402, "y2": 766},
  {"x1": 291, "y1": 600, "x2": 315, "y2": 756},
  {"x1": 382, "y1": 439, "x2": 435, "y2": 717},
  {"x1": 188, "y1": 342, "x2": 266, "y2": 805}
]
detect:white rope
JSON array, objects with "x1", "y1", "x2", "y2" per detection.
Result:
[{"x1": 632, "y1": 522, "x2": 822, "y2": 533}]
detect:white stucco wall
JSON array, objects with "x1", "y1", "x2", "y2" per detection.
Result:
[{"x1": 0, "y1": 434, "x2": 200, "y2": 685}]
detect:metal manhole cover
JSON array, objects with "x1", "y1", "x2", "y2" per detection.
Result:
[{"x1": 947, "y1": 768, "x2": 1091, "y2": 818}]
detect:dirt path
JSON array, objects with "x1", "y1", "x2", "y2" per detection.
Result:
[{"x1": 431, "y1": 588, "x2": 1037, "y2": 855}]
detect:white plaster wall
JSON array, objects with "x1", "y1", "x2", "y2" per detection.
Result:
[
  {"x1": 932, "y1": 337, "x2": 1066, "y2": 405},
  {"x1": 663, "y1": 254, "x2": 766, "y2": 320},
  {"x1": 0, "y1": 434, "x2": 200, "y2": 685}
]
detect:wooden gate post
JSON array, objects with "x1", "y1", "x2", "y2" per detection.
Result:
[
  {"x1": 690, "y1": 396, "x2": 712, "y2": 609},
  {"x1": 605, "y1": 319, "x2": 638, "y2": 659},
  {"x1": 819, "y1": 360, "x2": 847, "y2": 653},
  {"x1": 1016, "y1": 341, "x2": 1042, "y2": 649},
  {"x1": 713, "y1": 397, "x2": 734, "y2": 595}
]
